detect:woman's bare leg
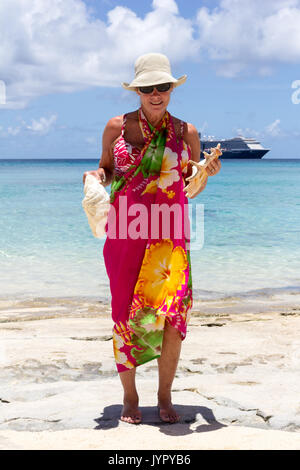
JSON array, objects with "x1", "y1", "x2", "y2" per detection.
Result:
[
  {"x1": 157, "y1": 321, "x2": 182, "y2": 423},
  {"x1": 119, "y1": 367, "x2": 141, "y2": 424}
]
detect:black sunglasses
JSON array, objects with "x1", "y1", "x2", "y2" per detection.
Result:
[{"x1": 138, "y1": 83, "x2": 172, "y2": 94}]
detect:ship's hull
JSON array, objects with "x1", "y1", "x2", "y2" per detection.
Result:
[
  {"x1": 201, "y1": 139, "x2": 269, "y2": 159},
  {"x1": 207, "y1": 149, "x2": 269, "y2": 159}
]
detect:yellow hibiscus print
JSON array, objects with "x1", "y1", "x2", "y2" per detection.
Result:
[
  {"x1": 158, "y1": 148, "x2": 180, "y2": 190},
  {"x1": 162, "y1": 188, "x2": 175, "y2": 199},
  {"x1": 135, "y1": 239, "x2": 187, "y2": 308},
  {"x1": 141, "y1": 178, "x2": 158, "y2": 196}
]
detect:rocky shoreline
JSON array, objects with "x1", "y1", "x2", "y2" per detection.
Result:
[{"x1": 0, "y1": 296, "x2": 300, "y2": 449}]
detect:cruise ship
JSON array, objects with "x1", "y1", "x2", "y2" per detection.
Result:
[{"x1": 200, "y1": 134, "x2": 270, "y2": 159}]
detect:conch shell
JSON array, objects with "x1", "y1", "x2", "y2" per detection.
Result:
[
  {"x1": 82, "y1": 174, "x2": 110, "y2": 238},
  {"x1": 183, "y1": 143, "x2": 222, "y2": 198}
]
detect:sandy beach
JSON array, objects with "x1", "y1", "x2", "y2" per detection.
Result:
[
  {"x1": 1, "y1": 294, "x2": 300, "y2": 450},
  {"x1": 2, "y1": 0, "x2": 300, "y2": 454}
]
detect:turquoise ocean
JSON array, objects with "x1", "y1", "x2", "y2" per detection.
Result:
[{"x1": 0, "y1": 158, "x2": 299, "y2": 304}]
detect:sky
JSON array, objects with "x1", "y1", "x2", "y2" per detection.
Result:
[{"x1": 0, "y1": 0, "x2": 300, "y2": 158}]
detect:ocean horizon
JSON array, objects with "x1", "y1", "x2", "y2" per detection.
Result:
[{"x1": 1, "y1": 158, "x2": 299, "y2": 305}]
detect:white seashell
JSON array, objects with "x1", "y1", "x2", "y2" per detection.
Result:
[
  {"x1": 183, "y1": 143, "x2": 222, "y2": 198},
  {"x1": 82, "y1": 174, "x2": 110, "y2": 238}
]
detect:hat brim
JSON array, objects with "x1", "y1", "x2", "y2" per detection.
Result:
[{"x1": 122, "y1": 72, "x2": 187, "y2": 91}]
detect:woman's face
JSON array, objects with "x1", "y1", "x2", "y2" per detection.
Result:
[{"x1": 136, "y1": 84, "x2": 174, "y2": 116}]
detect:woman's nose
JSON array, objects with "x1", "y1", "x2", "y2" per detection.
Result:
[{"x1": 151, "y1": 88, "x2": 160, "y2": 96}]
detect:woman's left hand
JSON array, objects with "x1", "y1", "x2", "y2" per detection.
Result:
[{"x1": 206, "y1": 158, "x2": 221, "y2": 176}]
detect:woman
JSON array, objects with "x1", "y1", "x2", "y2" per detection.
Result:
[{"x1": 83, "y1": 53, "x2": 221, "y2": 424}]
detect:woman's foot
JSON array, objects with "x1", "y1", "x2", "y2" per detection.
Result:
[
  {"x1": 121, "y1": 395, "x2": 142, "y2": 424},
  {"x1": 157, "y1": 396, "x2": 180, "y2": 424}
]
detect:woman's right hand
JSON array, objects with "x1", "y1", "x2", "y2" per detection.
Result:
[{"x1": 83, "y1": 167, "x2": 106, "y2": 185}]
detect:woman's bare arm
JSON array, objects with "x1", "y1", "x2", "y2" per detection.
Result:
[
  {"x1": 183, "y1": 123, "x2": 206, "y2": 196},
  {"x1": 83, "y1": 115, "x2": 123, "y2": 186},
  {"x1": 183, "y1": 123, "x2": 201, "y2": 163}
]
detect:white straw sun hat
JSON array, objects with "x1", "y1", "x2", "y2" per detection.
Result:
[{"x1": 122, "y1": 53, "x2": 187, "y2": 91}]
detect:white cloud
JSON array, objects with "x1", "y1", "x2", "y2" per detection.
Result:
[
  {"x1": 0, "y1": 0, "x2": 195, "y2": 108},
  {"x1": 1, "y1": 0, "x2": 300, "y2": 108},
  {"x1": 235, "y1": 127, "x2": 261, "y2": 138},
  {"x1": 1, "y1": 114, "x2": 57, "y2": 137},
  {"x1": 25, "y1": 115, "x2": 57, "y2": 135},
  {"x1": 152, "y1": 0, "x2": 178, "y2": 14},
  {"x1": 235, "y1": 119, "x2": 285, "y2": 138},
  {"x1": 7, "y1": 126, "x2": 21, "y2": 136},
  {"x1": 196, "y1": 0, "x2": 300, "y2": 77},
  {"x1": 265, "y1": 119, "x2": 283, "y2": 137}
]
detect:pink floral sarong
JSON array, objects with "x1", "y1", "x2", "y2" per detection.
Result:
[{"x1": 103, "y1": 108, "x2": 193, "y2": 373}]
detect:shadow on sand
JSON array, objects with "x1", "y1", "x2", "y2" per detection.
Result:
[{"x1": 94, "y1": 404, "x2": 226, "y2": 436}]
